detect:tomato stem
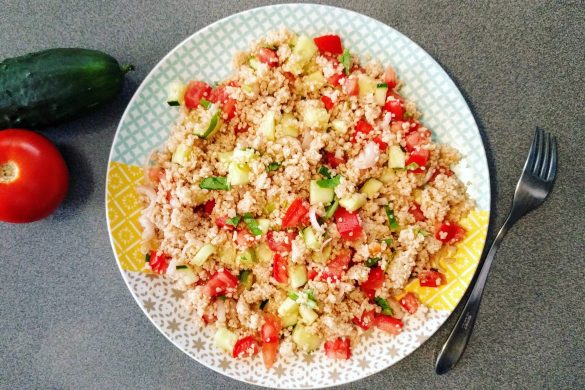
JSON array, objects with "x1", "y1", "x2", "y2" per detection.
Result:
[{"x1": 0, "y1": 161, "x2": 19, "y2": 183}]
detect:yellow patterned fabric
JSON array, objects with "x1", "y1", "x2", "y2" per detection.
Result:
[{"x1": 106, "y1": 161, "x2": 489, "y2": 310}]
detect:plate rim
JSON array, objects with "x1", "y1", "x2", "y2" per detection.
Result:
[{"x1": 105, "y1": 3, "x2": 491, "y2": 388}]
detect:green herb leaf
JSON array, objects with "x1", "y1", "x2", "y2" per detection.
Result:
[
  {"x1": 226, "y1": 216, "x2": 241, "y2": 227},
  {"x1": 199, "y1": 98, "x2": 212, "y2": 109},
  {"x1": 288, "y1": 291, "x2": 299, "y2": 301},
  {"x1": 145, "y1": 253, "x2": 151, "y2": 263},
  {"x1": 384, "y1": 238, "x2": 393, "y2": 246},
  {"x1": 385, "y1": 205, "x2": 399, "y2": 231},
  {"x1": 324, "y1": 199, "x2": 339, "y2": 220},
  {"x1": 405, "y1": 162, "x2": 420, "y2": 170},
  {"x1": 243, "y1": 213, "x2": 263, "y2": 236},
  {"x1": 377, "y1": 82, "x2": 388, "y2": 88},
  {"x1": 259, "y1": 299, "x2": 269, "y2": 310},
  {"x1": 239, "y1": 269, "x2": 251, "y2": 283},
  {"x1": 316, "y1": 175, "x2": 341, "y2": 189},
  {"x1": 199, "y1": 176, "x2": 230, "y2": 190},
  {"x1": 306, "y1": 290, "x2": 317, "y2": 303},
  {"x1": 267, "y1": 162, "x2": 282, "y2": 172},
  {"x1": 338, "y1": 48, "x2": 351, "y2": 76},
  {"x1": 218, "y1": 295, "x2": 227, "y2": 301},
  {"x1": 318, "y1": 166, "x2": 332, "y2": 179},
  {"x1": 201, "y1": 111, "x2": 220, "y2": 139},
  {"x1": 365, "y1": 257, "x2": 381, "y2": 267},
  {"x1": 176, "y1": 265, "x2": 188, "y2": 270},
  {"x1": 167, "y1": 100, "x2": 180, "y2": 107},
  {"x1": 374, "y1": 297, "x2": 394, "y2": 315},
  {"x1": 414, "y1": 228, "x2": 430, "y2": 237}
]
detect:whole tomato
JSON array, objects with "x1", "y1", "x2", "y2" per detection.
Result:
[{"x1": 0, "y1": 129, "x2": 69, "y2": 223}]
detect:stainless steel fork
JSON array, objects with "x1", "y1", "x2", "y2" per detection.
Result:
[{"x1": 435, "y1": 128, "x2": 558, "y2": 374}]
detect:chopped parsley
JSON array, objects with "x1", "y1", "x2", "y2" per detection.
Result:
[
  {"x1": 377, "y1": 82, "x2": 388, "y2": 88},
  {"x1": 384, "y1": 238, "x2": 393, "y2": 246},
  {"x1": 338, "y1": 48, "x2": 351, "y2": 75},
  {"x1": 226, "y1": 216, "x2": 241, "y2": 227},
  {"x1": 414, "y1": 228, "x2": 430, "y2": 237},
  {"x1": 242, "y1": 213, "x2": 263, "y2": 236},
  {"x1": 218, "y1": 295, "x2": 227, "y2": 301},
  {"x1": 145, "y1": 253, "x2": 151, "y2": 263},
  {"x1": 199, "y1": 176, "x2": 230, "y2": 190},
  {"x1": 316, "y1": 175, "x2": 341, "y2": 189},
  {"x1": 267, "y1": 162, "x2": 282, "y2": 172},
  {"x1": 199, "y1": 98, "x2": 211, "y2": 109},
  {"x1": 385, "y1": 205, "x2": 399, "y2": 231},
  {"x1": 374, "y1": 297, "x2": 394, "y2": 315},
  {"x1": 365, "y1": 257, "x2": 381, "y2": 267},
  {"x1": 318, "y1": 166, "x2": 332, "y2": 179}
]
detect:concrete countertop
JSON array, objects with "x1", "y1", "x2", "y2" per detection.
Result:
[{"x1": 1, "y1": 1, "x2": 583, "y2": 389}]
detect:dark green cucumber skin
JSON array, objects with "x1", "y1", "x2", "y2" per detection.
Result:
[{"x1": 0, "y1": 48, "x2": 132, "y2": 129}]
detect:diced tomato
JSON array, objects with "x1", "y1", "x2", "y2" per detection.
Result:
[
  {"x1": 405, "y1": 148, "x2": 430, "y2": 173},
  {"x1": 282, "y1": 71, "x2": 296, "y2": 83},
  {"x1": 374, "y1": 314, "x2": 404, "y2": 335},
  {"x1": 409, "y1": 203, "x2": 426, "y2": 222},
  {"x1": 405, "y1": 129, "x2": 431, "y2": 152},
  {"x1": 235, "y1": 124, "x2": 249, "y2": 134},
  {"x1": 307, "y1": 267, "x2": 319, "y2": 280},
  {"x1": 203, "y1": 199, "x2": 215, "y2": 215},
  {"x1": 313, "y1": 34, "x2": 343, "y2": 55},
  {"x1": 324, "y1": 337, "x2": 351, "y2": 360},
  {"x1": 353, "y1": 118, "x2": 373, "y2": 141},
  {"x1": 407, "y1": 120, "x2": 420, "y2": 133},
  {"x1": 333, "y1": 207, "x2": 363, "y2": 241},
  {"x1": 399, "y1": 292, "x2": 420, "y2": 314},
  {"x1": 390, "y1": 121, "x2": 405, "y2": 134},
  {"x1": 201, "y1": 312, "x2": 216, "y2": 324},
  {"x1": 428, "y1": 165, "x2": 454, "y2": 183},
  {"x1": 195, "y1": 269, "x2": 211, "y2": 286},
  {"x1": 233, "y1": 336, "x2": 260, "y2": 358},
  {"x1": 342, "y1": 77, "x2": 359, "y2": 96},
  {"x1": 361, "y1": 266, "x2": 385, "y2": 293},
  {"x1": 353, "y1": 309, "x2": 375, "y2": 330},
  {"x1": 216, "y1": 215, "x2": 236, "y2": 231},
  {"x1": 272, "y1": 253, "x2": 289, "y2": 283},
  {"x1": 147, "y1": 167, "x2": 164, "y2": 183},
  {"x1": 262, "y1": 341, "x2": 279, "y2": 368},
  {"x1": 235, "y1": 227, "x2": 254, "y2": 247},
  {"x1": 383, "y1": 98, "x2": 404, "y2": 121},
  {"x1": 257, "y1": 48, "x2": 279, "y2": 67},
  {"x1": 435, "y1": 221, "x2": 466, "y2": 244},
  {"x1": 383, "y1": 66, "x2": 397, "y2": 89},
  {"x1": 418, "y1": 270, "x2": 447, "y2": 287},
  {"x1": 266, "y1": 230, "x2": 297, "y2": 252},
  {"x1": 321, "y1": 249, "x2": 352, "y2": 282},
  {"x1": 325, "y1": 151, "x2": 345, "y2": 168},
  {"x1": 149, "y1": 251, "x2": 169, "y2": 274},
  {"x1": 281, "y1": 198, "x2": 309, "y2": 229},
  {"x1": 373, "y1": 136, "x2": 388, "y2": 151},
  {"x1": 261, "y1": 313, "x2": 282, "y2": 343},
  {"x1": 203, "y1": 269, "x2": 239, "y2": 297},
  {"x1": 321, "y1": 95, "x2": 335, "y2": 111},
  {"x1": 327, "y1": 72, "x2": 344, "y2": 87},
  {"x1": 222, "y1": 98, "x2": 237, "y2": 121},
  {"x1": 208, "y1": 85, "x2": 226, "y2": 104},
  {"x1": 184, "y1": 80, "x2": 212, "y2": 109}
]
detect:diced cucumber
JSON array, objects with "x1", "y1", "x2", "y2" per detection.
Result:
[
  {"x1": 281, "y1": 313, "x2": 299, "y2": 328},
  {"x1": 254, "y1": 242, "x2": 274, "y2": 264},
  {"x1": 360, "y1": 178, "x2": 383, "y2": 198},
  {"x1": 388, "y1": 145, "x2": 406, "y2": 169},
  {"x1": 248, "y1": 56, "x2": 261, "y2": 70},
  {"x1": 278, "y1": 297, "x2": 300, "y2": 317},
  {"x1": 166, "y1": 80, "x2": 187, "y2": 106},
  {"x1": 232, "y1": 148, "x2": 256, "y2": 163},
  {"x1": 302, "y1": 227, "x2": 320, "y2": 251},
  {"x1": 237, "y1": 248, "x2": 256, "y2": 265},
  {"x1": 239, "y1": 269, "x2": 254, "y2": 290},
  {"x1": 256, "y1": 219, "x2": 270, "y2": 235},
  {"x1": 262, "y1": 201, "x2": 276, "y2": 215},
  {"x1": 313, "y1": 243, "x2": 331, "y2": 264},
  {"x1": 228, "y1": 162, "x2": 250, "y2": 186},
  {"x1": 242, "y1": 84, "x2": 254, "y2": 94},
  {"x1": 358, "y1": 74, "x2": 377, "y2": 97},
  {"x1": 277, "y1": 113, "x2": 299, "y2": 138},
  {"x1": 172, "y1": 143, "x2": 191, "y2": 166},
  {"x1": 217, "y1": 151, "x2": 233, "y2": 163},
  {"x1": 302, "y1": 106, "x2": 329, "y2": 131},
  {"x1": 259, "y1": 111, "x2": 276, "y2": 141},
  {"x1": 331, "y1": 119, "x2": 348, "y2": 134},
  {"x1": 219, "y1": 241, "x2": 236, "y2": 265},
  {"x1": 310, "y1": 180, "x2": 334, "y2": 205},
  {"x1": 191, "y1": 243, "x2": 216, "y2": 266},
  {"x1": 299, "y1": 305, "x2": 318, "y2": 325},
  {"x1": 378, "y1": 167, "x2": 396, "y2": 184},
  {"x1": 375, "y1": 83, "x2": 388, "y2": 106},
  {"x1": 339, "y1": 193, "x2": 367, "y2": 212},
  {"x1": 175, "y1": 265, "x2": 197, "y2": 285},
  {"x1": 214, "y1": 327, "x2": 238, "y2": 353},
  {"x1": 197, "y1": 111, "x2": 222, "y2": 139},
  {"x1": 303, "y1": 70, "x2": 326, "y2": 91},
  {"x1": 292, "y1": 324, "x2": 322, "y2": 352},
  {"x1": 284, "y1": 35, "x2": 318, "y2": 74},
  {"x1": 324, "y1": 199, "x2": 339, "y2": 220},
  {"x1": 289, "y1": 264, "x2": 308, "y2": 289}
]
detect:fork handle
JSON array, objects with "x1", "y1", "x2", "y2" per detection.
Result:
[{"x1": 435, "y1": 212, "x2": 518, "y2": 374}]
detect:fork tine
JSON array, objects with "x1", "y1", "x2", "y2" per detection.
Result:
[
  {"x1": 524, "y1": 128, "x2": 540, "y2": 172},
  {"x1": 532, "y1": 128, "x2": 545, "y2": 174},
  {"x1": 547, "y1": 135, "x2": 558, "y2": 182},
  {"x1": 539, "y1": 132, "x2": 551, "y2": 178}
]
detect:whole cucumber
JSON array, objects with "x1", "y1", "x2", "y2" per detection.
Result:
[{"x1": 0, "y1": 48, "x2": 133, "y2": 128}]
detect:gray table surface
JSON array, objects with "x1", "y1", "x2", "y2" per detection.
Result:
[{"x1": 1, "y1": 1, "x2": 584, "y2": 389}]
